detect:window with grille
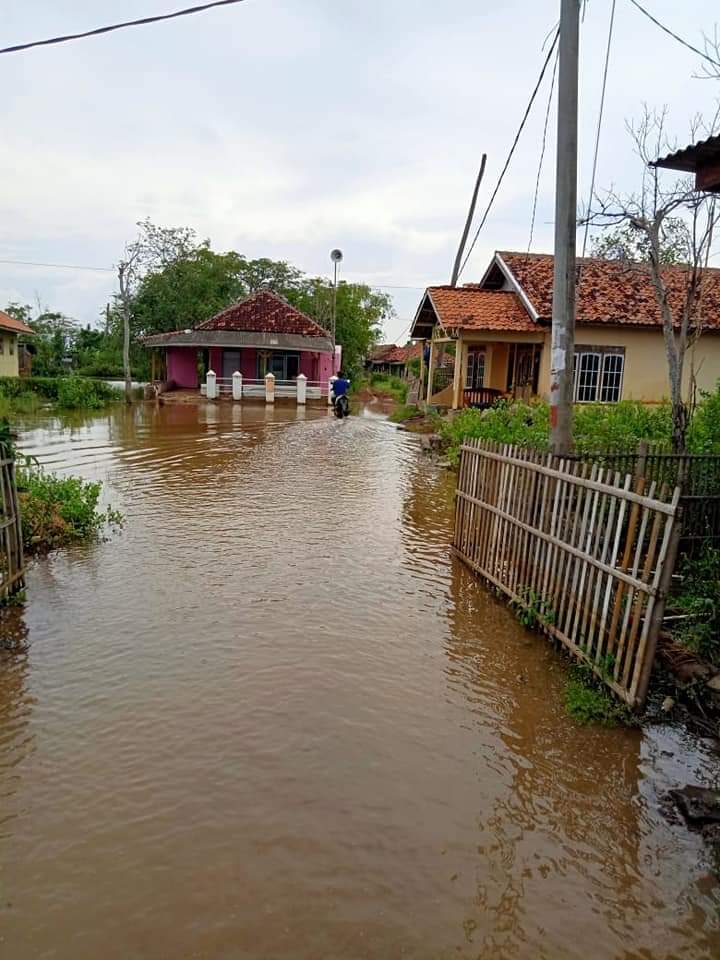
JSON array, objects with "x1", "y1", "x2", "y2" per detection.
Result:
[{"x1": 573, "y1": 347, "x2": 624, "y2": 403}]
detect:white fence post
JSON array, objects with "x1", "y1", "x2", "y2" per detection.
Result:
[
  {"x1": 328, "y1": 376, "x2": 335, "y2": 406},
  {"x1": 232, "y1": 370, "x2": 243, "y2": 401},
  {"x1": 296, "y1": 373, "x2": 307, "y2": 405},
  {"x1": 265, "y1": 372, "x2": 275, "y2": 404},
  {"x1": 206, "y1": 369, "x2": 217, "y2": 400}
]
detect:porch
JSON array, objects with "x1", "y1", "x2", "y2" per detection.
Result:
[{"x1": 426, "y1": 334, "x2": 545, "y2": 410}]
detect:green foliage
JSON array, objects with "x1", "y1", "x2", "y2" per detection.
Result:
[
  {"x1": 439, "y1": 400, "x2": 550, "y2": 464},
  {"x1": 672, "y1": 546, "x2": 720, "y2": 665},
  {"x1": 589, "y1": 218, "x2": 689, "y2": 265},
  {"x1": 17, "y1": 467, "x2": 122, "y2": 553},
  {"x1": 439, "y1": 392, "x2": 720, "y2": 465},
  {"x1": 0, "y1": 377, "x2": 119, "y2": 410},
  {"x1": 365, "y1": 373, "x2": 408, "y2": 403},
  {"x1": 56, "y1": 378, "x2": 119, "y2": 409},
  {"x1": 389, "y1": 404, "x2": 422, "y2": 423},
  {"x1": 688, "y1": 380, "x2": 720, "y2": 453},
  {"x1": 512, "y1": 589, "x2": 556, "y2": 629},
  {"x1": 573, "y1": 401, "x2": 672, "y2": 453},
  {"x1": 565, "y1": 667, "x2": 634, "y2": 726}
]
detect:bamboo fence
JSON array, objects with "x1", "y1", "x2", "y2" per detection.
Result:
[
  {"x1": 453, "y1": 440, "x2": 681, "y2": 708},
  {"x1": 0, "y1": 446, "x2": 24, "y2": 601}
]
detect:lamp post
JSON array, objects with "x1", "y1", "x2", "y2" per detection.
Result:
[{"x1": 330, "y1": 248, "x2": 343, "y2": 350}]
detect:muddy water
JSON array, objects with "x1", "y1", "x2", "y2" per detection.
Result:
[{"x1": 1, "y1": 402, "x2": 720, "y2": 959}]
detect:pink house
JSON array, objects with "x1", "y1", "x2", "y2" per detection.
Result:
[{"x1": 143, "y1": 289, "x2": 339, "y2": 391}]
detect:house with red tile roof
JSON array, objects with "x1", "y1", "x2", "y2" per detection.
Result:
[
  {"x1": 0, "y1": 310, "x2": 34, "y2": 378},
  {"x1": 143, "y1": 289, "x2": 340, "y2": 392},
  {"x1": 410, "y1": 251, "x2": 720, "y2": 409},
  {"x1": 365, "y1": 341, "x2": 423, "y2": 377}
]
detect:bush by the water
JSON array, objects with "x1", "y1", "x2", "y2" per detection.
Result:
[
  {"x1": 18, "y1": 467, "x2": 122, "y2": 552},
  {"x1": 671, "y1": 546, "x2": 720, "y2": 666},
  {"x1": 359, "y1": 373, "x2": 409, "y2": 403},
  {"x1": 0, "y1": 376, "x2": 120, "y2": 410},
  {"x1": 439, "y1": 390, "x2": 720, "y2": 464}
]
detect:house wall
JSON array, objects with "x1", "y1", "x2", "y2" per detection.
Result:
[
  {"x1": 0, "y1": 333, "x2": 20, "y2": 377},
  {"x1": 536, "y1": 327, "x2": 720, "y2": 402},
  {"x1": 167, "y1": 347, "x2": 198, "y2": 389}
]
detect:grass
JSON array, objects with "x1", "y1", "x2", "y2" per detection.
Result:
[
  {"x1": 357, "y1": 373, "x2": 409, "y2": 404},
  {"x1": 388, "y1": 404, "x2": 422, "y2": 423},
  {"x1": 565, "y1": 665, "x2": 636, "y2": 727},
  {"x1": 17, "y1": 466, "x2": 123, "y2": 553}
]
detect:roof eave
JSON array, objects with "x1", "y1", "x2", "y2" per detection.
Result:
[{"x1": 492, "y1": 252, "x2": 541, "y2": 322}]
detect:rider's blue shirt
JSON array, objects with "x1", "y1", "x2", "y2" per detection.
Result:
[{"x1": 333, "y1": 377, "x2": 350, "y2": 397}]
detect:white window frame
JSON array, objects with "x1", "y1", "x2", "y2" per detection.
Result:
[{"x1": 573, "y1": 347, "x2": 625, "y2": 403}]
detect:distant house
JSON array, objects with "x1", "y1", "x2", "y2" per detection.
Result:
[
  {"x1": 411, "y1": 251, "x2": 720, "y2": 409},
  {"x1": 0, "y1": 310, "x2": 34, "y2": 378},
  {"x1": 366, "y1": 342, "x2": 422, "y2": 377},
  {"x1": 143, "y1": 290, "x2": 340, "y2": 391}
]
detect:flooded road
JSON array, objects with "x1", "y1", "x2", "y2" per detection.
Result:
[{"x1": 2, "y1": 402, "x2": 720, "y2": 959}]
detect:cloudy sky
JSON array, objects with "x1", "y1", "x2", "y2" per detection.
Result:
[{"x1": 1, "y1": 0, "x2": 717, "y2": 341}]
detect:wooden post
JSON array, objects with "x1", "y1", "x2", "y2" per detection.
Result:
[
  {"x1": 426, "y1": 339, "x2": 437, "y2": 406},
  {"x1": 150, "y1": 351, "x2": 158, "y2": 382},
  {"x1": 452, "y1": 337, "x2": 466, "y2": 409}
]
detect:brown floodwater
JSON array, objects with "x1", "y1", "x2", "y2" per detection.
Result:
[{"x1": 1, "y1": 401, "x2": 720, "y2": 959}]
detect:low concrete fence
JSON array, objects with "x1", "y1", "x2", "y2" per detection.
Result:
[{"x1": 202, "y1": 372, "x2": 335, "y2": 405}]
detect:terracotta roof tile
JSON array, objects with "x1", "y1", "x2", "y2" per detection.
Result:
[
  {"x1": 499, "y1": 251, "x2": 720, "y2": 329},
  {"x1": 0, "y1": 310, "x2": 34, "y2": 336},
  {"x1": 426, "y1": 288, "x2": 538, "y2": 332},
  {"x1": 196, "y1": 289, "x2": 329, "y2": 337}
]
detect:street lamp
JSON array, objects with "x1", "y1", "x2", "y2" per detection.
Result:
[{"x1": 330, "y1": 248, "x2": 343, "y2": 348}]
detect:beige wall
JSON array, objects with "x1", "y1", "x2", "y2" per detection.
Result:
[
  {"x1": 454, "y1": 325, "x2": 720, "y2": 407},
  {"x1": 0, "y1": 333, "x2": 20, "y2": 377},
  {"x1": 536, "y1": 326, "x2": 720, "y2": 403}
]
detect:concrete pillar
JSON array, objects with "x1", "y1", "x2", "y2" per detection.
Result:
[
  {"x1": 328, "y1": 377, "x2": 335, "y2": 406},
  {"x1": 296, "y1": 373, "x2": 307, "y2": 405},
  {"x1": 206, "y1": 369, "x2": 217, "y2": 400},
  {"x1": 265, "y1": 372, "x2": 275, "y2": 404},
  {"x1": 232, "y1": 371, "x2": 242, "y2": 401}
]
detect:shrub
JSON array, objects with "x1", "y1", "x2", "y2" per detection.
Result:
[
  {"x1": 17, "y1": 467, "x2": 122, "y2": 552},
  {"x1": 672, "y1": 546, "x2": 720, "y2": 665},
  {"x1": 688, "y1": 380, "x2": 720, "y2": 453},
  {"x1": 56, "y1": 378, "x2": 119, "y2": 409}
]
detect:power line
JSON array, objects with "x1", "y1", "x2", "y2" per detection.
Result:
[
  {"x1": 581, "y1": 0, "x2": 617, "y2": 259},
  {"x1": 0, "y1": 0, "x2": 247, "y2": 56},
  {"x1": 626, "y1": 0, "x2": 720, "y2": 69},
  {"x1": 0, "y1": 257, "x2": 429, "y2": 293},
  {"x1": 527, "y1": 46, "x2": 559, "y2": 254},
  {"x1": 457, "y1": 27, "x2": 560, "y2": 280},
  {"x1": 0, "y1": 258, "x2": 114, "y2": 273}
]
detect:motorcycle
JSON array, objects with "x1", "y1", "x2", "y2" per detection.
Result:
[{"x1": 333, "y1": 394, "x2": 350, "y2": 419}]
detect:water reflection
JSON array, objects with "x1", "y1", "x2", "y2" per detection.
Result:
[{"x1": 0, "y1": 402, "x2": 718, "y2": 959}]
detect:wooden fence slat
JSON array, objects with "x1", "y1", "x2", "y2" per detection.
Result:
[{"x1": 453, "y1": 443, "x2": 680, "y2": 708}]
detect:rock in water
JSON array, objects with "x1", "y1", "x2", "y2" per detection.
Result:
[{"x1": 670, "y1": 786, "x2": 720, "y2": 825}]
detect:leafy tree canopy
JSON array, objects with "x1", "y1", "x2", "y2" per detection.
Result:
[{"x1": 589, "y1": 217, "x2": 690, "y2": 265}]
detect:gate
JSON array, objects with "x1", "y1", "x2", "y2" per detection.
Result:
[{"x1": 0, "y1": 445, "x2": 24, "y2": 600}]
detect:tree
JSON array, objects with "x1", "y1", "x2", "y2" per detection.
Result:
[
  {"x1": 587, "y1": 109, "x2": 720, "y2": 453},
  {"x1": 117, "y1": 219, "x2": 201, "y2": 401},
  {"x1": 290, "y1": 279, "x2": 392, "y2": 377},
  {"x1": 589, "y1": 217, "x2": 689, "y2": 265}
]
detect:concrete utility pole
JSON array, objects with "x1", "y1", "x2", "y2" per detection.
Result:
[{"x1": 549, "y1": 0, "x2": 580, "y2": 454}]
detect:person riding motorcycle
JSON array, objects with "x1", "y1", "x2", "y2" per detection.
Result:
[{"x1": 331, "y1": 371, "x2": 351, "y2": 418}]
